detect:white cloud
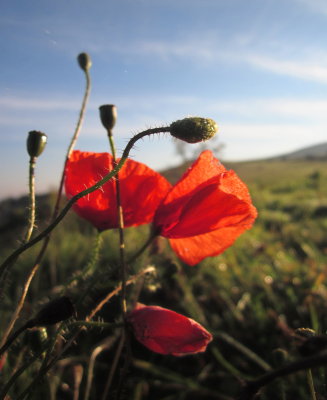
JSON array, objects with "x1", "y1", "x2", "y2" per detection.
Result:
[
  {"x1": 221, "y1": 123, "x2": 327, "y2": 160},
  {"x1": 0, "y1": 96, "x2": 80, "y2": 111},
  {"x1": 208, "y1": 98, "x2": 327, "y2": 121},
  {"x1": 245, "y1": 54, "x2": 327, "y2": 84},
  {"x1": 293, "y1": 0, "x2": 327, "y2": 15}
]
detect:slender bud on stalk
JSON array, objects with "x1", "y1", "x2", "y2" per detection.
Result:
[
  {"x1": 30, "y1": 296, "x2": 75, "y2": 327},
  {"x1": 99, "y1": 104, "x2": 117, "y2": 132},
  {"x1": 77, "y1": 52, "x2": 92, "y2": 72},
  {"x1": 26, "y1": 131, "x2": 47, "y2": 158},
  {"x1": 170, "y1": 117, "x2": 218, "y2": 143}
]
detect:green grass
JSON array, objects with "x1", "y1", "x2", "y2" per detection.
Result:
[{"x1": 1, "y1": 159, "x2": 327, "y2": 399}]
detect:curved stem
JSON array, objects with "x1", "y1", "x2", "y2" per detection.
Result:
[
  {"x1": 101, "y1": 330, "x2": 125, "y2": 400},
  {"x1": 0, "y1": 69, "x2": 92, "y2": 345},
  {"x1": 218, "y1": 331, "x2": 272, "y2": 372},
  {"x1": 0, "y1": 127, "x2": 170, "y2": 287},
  {"x1": 238, "y1": 350, "x2": 327, "y2": 400},
  {"x1": 64, "y1": 231, "x2": 103, "y2": 292},
  {"x1": 128, "y1": 231, "x2": 158, "y2": 265},
  {"x1": 53, "y1": 68, "x2": 91, "y2": 218},
  {"x1": 0, "y1": 321, "x2": 33, "y2": 358},
  {"x1": 15, "y1": 266, "x2": 156, "y2": 399},
  {"x1": 0, "y1": 348, "x2": 44, "y2": 400},
  {"x1": 307, "y1": 369, "x2": 317, "y2": 400}
]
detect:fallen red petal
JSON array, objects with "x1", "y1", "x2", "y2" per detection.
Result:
[{"x1": 128, "y1": 303, "x2": 212, "y2": 356}]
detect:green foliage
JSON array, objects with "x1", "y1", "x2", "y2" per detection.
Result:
[{"x1": 1, "y1": 159, "x2": 327, "y2": 399}]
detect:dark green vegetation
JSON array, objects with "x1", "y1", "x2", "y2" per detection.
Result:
[{"x1": 1, "y1": 158, "x2": 327, "y2": 399}]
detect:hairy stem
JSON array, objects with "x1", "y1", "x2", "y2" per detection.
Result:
[
  {"x1": 107, "y1": 130, "x2": 127, "y2": 316},
  {"x1": 0, "y1": 67, "x2": 92, "y2": 344},
  {"x1": 0, "y1": 127, "x2": 170, "y2": 288},
  {"x1": 24, "y1": 157, "x2": 36, "y2": 243}
]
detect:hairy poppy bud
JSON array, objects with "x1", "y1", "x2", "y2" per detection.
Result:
[
  {"x1": 77, "y1": 52, "x2": 92, "y2": 72},
  {"x1": 26, "y1": 131, "x2": 47, "y2": 158},
  {"x1": 99, "y1": 104, "x2": 117, "y2": 131},
  {"x1": 30, "y1": 296, "x2": 75, "y2": 327},
  {"x1": 170, "y1": 117, "x2": 218, "y2": 143}
]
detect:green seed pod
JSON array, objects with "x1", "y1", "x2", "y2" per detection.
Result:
[
  {"x1": 99, "y1": 104, "x2": 117, "y2": 131},
  {"x1": 77, "y1": 52, "x2": 92, "y2": 72},
  {"x1": 170, "y1": 117, "x2": 218, "y2": 144},
  {"x1": 27, "y1": 131, "x2": 47, "y2": 158},
  {"x1": 272, "y1": 348, "x2": 288, "y2": 366},
  {"x1": 30, "y1": 296, "x2": 75, "y2": 327}
]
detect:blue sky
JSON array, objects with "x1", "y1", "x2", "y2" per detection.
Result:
[{"x1": 1, "y1": 0, "x2": 327, "y2": 198}]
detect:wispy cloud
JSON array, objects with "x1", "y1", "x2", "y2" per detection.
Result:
[
  {"x1": 209, "y1": 98, "x2": 327, "y2": 121},
  {"x1": 293, "y1": 0, "x2": 327, "y2": 15},
  {"x1": 221, "y1": 123, "x2": 327, "y2": 160},
  {"x1": 0, "y1": 96, "x2": 80, "y2": 111},
  {"x1": 245, "y1": 54, "x2": 327, "y2": 84},
  {"x1": 108, "y1": 35, "x2": 327, "y2": 84}
]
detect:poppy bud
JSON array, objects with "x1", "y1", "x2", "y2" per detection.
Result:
[
  {"x1": 99, "y1": 104, "x2": 117, "y2": 131},
  {"x1": 26, "y1": 130, "x2": 47, "y2": 158},
  {"x1": 30, "y1": 296, "x2": 75, "y2": 327},
  {"x1": 77, "y1": 52, "x2": 92, "y2": 72},
  {"x1": 272, "y1": 348, "x2": 288, "y2": 366},
  {"x1": 128, "y1": 303, "x2": 212, "y2": 356},
  {"x1": 170, "y1": 117, "x2": 218, "y2": 143},
  {"x1": 295, "y1": 327, "x2": 316, "y2": 339}
]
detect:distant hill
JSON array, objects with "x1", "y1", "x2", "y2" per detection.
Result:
[{"x1": 272, "y1": 142, "x2": 327, "y2": 161}]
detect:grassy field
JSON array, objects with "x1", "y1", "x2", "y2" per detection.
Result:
[{"x1": 1, "y1": 158, "x2": 327, "y2": 399}]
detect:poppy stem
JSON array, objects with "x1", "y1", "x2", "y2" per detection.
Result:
[
  {"x1": 237, "y1": 350, "x2": 327, "y2": 399},
  {"x1": 0, "y1": 154, "x2": 37, "y2": 349},
  {"x1": 0, "y1": 62, "x2": 92, "y2": 346},
  {"x1": 106, "y1": 128, "x2": 127, "y2": 317},
  {"x1": 0, "y1": 126, "x2": 170, "y2": 294},
  {"x1": 14, "y1": 267, "x2": 155, "y2": 399},
  {"x1": 24, "y1": 156, "x2": 36, "y2": 243},
  {"x1": 128, "y1": 230, "x2": 158, "y2": 264},
  {"x1": 0, "y1": 126, "x2": 170, "y2": 297}
]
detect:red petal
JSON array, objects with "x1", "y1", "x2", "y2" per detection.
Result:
[
  {"x1": 154, "y1": 151, "x2": 257, "y2": 239},
  {"x1": 154, "y1": 150, "x2": 226, "y2": 233},
  {"x1": 128, "y1": 304, "x2": 212, "y2": 356},
  {"x1": 65, "y1": 151, "x2": 171, "y2": 230},
  {"x1": 169, "y1": 220, "x2": 256, "y2": 265}
]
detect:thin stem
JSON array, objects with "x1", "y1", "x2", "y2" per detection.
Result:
[
  {"x1": 86, "y1": 265, "x2": 155, "y2": 321},
  {"x1": 84, "y1": 335, "x2": 119, "y2": 400},
  {"x1": 68, "y1": 321, "x2": 123, "y2": 330},
  {"x1": 218, "y1": 331, "x2": 272, "y2": 372},
  {"x1": 307, "y1": 369, "x2": 317, "y2": 400},
  {"x1": 15, "y1": 266, "x2": 155, "y2": 399},
  {"x1": 24, "y1": 157, "x2": 36, "y2": 243},
  {"x1": 0, "y1": 68, "x2": 92, "y2": 344},
  {"x1": 0, "y1": 348, "x2": 44, "y2": 400},
  {"x1": 128, "y1": 231, "x2": 158, "y2": 264},
  {"x1": 101, "y1": 330, "x2": 125, "y2": 400},
  {"x1": 0, "y1": 321, "x2": 33, "y2": 358},
  {"x1": 53, "y1": 68, "x2": 91, "y2": 219},
  {"x1": 64, "y1": 231, "x2": 103, "y2": 292},
  {"x1": 0, "y1": 156, "x2": 38, "y2": 348},
  {"x1": 107, "y1": 130, "x2": 127, "y2": 316},
  {"x1": 238, "y1": 350, "x2": 327, "y2": 400},
  {"x1": 212, "y1": 346, "x2": 252, "y2": 380},
  {"x1": 0, "y1": 127, "x2": 170, "y2": 287}
]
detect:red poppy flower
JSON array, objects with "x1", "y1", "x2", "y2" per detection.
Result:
[
  {"x1": 153, "y1": 150, "x2": 257, "y2": 265},
  {"x1": 128, "y1": 303, "x2": 212, "y2": 356},
  {"x1": 65, "y1": 151, "x2": 172, "y2": 231}
]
